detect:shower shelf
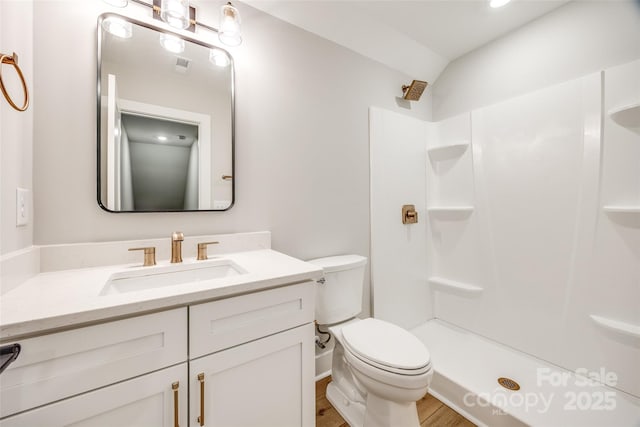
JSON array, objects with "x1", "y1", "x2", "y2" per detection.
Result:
[
  {"x1": 608, "y1": 102, "x2": 640, "y2": 128},
  {"x1": 603, "y1": 205, "x2": 640, "y2": 214},
  {"x1": 428, "y1": 277, "x2": 483, "y2": 295},
  {"x1": 427, "y1": 206, "x2": 474, "y2": 213},
  {"x1": 590, "y1": 315, "x2": 640, "y2": 339},
  {"x1": 427, "y1": 142, "x2": 469, "y2": 159}
]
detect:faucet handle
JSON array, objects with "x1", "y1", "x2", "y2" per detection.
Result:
[
  {"x1": 197, "y1": 241, "x2": 219, "y2": 260},
  {"x1": 129, "y1": 247, "x2": 156, "y2": 267}
]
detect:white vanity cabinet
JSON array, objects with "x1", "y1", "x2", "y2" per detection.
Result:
[
  {"x1": 0, "y1": 280, "x2": 316, "y2": 427},
  {"x1": 188, "y1": 282, "x2": 315, "y2": 427}
]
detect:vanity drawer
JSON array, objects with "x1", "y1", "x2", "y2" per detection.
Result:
[
  {"x1": 0, "y1": 308, "x2": 187, "y2": 418},
  {"x1": 189, "y1": 281, "x2": 315, "y2": 359}
]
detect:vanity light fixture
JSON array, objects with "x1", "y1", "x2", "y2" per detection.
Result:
[
  {"x1": 104, "y1": 0, "x2": 243, "y2": 46},
  {"x1": 218, "y1": 2, "x2": 242, "y2": 47},
  {"x1": 489, "y1": 0, "x2": 511, "y2": 8},
  {"x1": 101, "y1": 16, "x2": 133, "y2": 38},
  {"x1": 157, "y1": 135, "x2": 168, "y2": 141},
  {"x1": 159, "y1": 33, "x2": 185, "y2": 53},
  {"x1": 160, "y1": 0, "x2": 190, "y2": 30},
  {"x1": 209, "y1": 48, "x2": 230, "y2": 67}
]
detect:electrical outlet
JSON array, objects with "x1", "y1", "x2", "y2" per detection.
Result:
[{"x1": 16, "y1": 188, "x2": 29, "y2": 227}]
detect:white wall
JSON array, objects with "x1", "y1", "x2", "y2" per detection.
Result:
[
  {"x1": 369, "y1": 107, "x2": 432, "y2": 329},
  {"x1": 432, "y1": 0, "x2": 640, "y2": 120},
  {"x1": 0, "y1": 0, "x2": 34, "y2": 256},
  {"x1": 29, "y1": 0, "x2": 430, "y2": 316}
]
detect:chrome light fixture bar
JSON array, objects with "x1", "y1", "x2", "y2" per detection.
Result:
[{"x1": 113, "y1": 0, "x2": 242, "y2": 46}]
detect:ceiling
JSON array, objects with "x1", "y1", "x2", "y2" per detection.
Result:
[
  {"x1": 121, "y1": 114, "x2": 198, "y2": 147},
  {"x1": 242, "y1": 0, "x2": 571, "y2": 84}
]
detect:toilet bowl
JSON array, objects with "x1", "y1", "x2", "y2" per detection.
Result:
[
  {"x1": 327, "y1": 318, "x2": 432, "y2": 427},
  {"x1": 307, "y1": 256, "x2": 432, "y2": 427}
]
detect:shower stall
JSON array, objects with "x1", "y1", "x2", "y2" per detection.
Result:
[{"x1": 370, "y1": 59, "x2": 640, "y2": 426}]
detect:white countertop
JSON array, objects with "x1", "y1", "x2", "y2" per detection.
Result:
[{"x1": 0, "y1": 249, "x2": 323, "y2": 341}]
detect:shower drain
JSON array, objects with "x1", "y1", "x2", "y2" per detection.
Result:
[{"x1": 497, "y1": 377, "x2": 521, "y2": 391}]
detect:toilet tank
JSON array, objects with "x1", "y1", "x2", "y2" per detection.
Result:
[{"x1": 307, "y1": 255, "x2": 367, "y2": 325}]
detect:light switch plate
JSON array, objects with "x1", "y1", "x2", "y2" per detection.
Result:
[{"x1": 16, "y1": 188, "x2": 29, "y2": 227}]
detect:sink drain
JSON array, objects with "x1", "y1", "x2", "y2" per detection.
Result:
[{"x1": 497, "y1": 377, "x2": 520, "y2": 391}]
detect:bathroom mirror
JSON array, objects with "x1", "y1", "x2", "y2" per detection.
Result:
[{"x1": 97, "y1": 13, "x2": 234, "y2": 212}]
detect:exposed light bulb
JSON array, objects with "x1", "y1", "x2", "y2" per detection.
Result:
[
  {"x1": 159, "y1": 33, "x2": 185, "y2": 53},
  {"x1": 490, "y1": 0, "x2": 511, "y2": 8},
  {"x1": 102, "y1": 16, "x2": 133, "y2": 38},
  {"x1": 218, "y1": 3, "x2": 242, "y2": 47},
  {"x1": 161, "y1": 0, "x2": 190, "y2": 30},
  {"x1": 209, "y1": 49, "x2": 230, "y2": 67},
  {"x1": 157, "y1": 135, "x2": 168, "y2": 141}
]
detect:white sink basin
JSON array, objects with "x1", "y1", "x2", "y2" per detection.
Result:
[{"x1": 100, "y1": 259, "x2": 246, "y2": 295}]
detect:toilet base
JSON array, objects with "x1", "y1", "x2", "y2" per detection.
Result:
[
  {"x1": 326, "y1": 381, "x2": 365, "y2": 427},
  {"x1": 327, "y1": 381, "x2": 421, "y2": 427},
  {"x1": 363, "y1": 392, "x2": 420, "y2": 427}
]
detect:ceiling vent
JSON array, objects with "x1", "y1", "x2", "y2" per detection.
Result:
[{"x1": 175, "y1": 57, "x2": 191, "y2": 73}]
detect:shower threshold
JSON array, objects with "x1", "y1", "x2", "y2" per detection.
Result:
[{"x1": 411, "y1": 319, "x2": 640, "y2": 427}]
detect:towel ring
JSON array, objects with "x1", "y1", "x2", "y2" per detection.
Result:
[{"x1": 0, "y1": 52, "x2": 29, "y2": 112}]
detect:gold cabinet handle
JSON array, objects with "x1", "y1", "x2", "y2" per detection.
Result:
[
  {"x1": 221, "y1": 174, "x2": 233, "y2": 180},
  {"x1": 172, "y1": 382, "x2": 179, "y2": 427},
  {"x1": 197, "y1": 373, "x2": 205, "y2": 426},
  {"x1": 197, "y1": 241, "x2": 219, "y2": 260},
  {"x1": 128, "y1": 247, "x2": 156, "y2": 266}
]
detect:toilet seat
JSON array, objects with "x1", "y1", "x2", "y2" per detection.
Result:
[{"x1": 341, "y1": 318, "x2": 431, "y2": 376}]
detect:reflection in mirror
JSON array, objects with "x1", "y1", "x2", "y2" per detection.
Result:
[{"x1": 98, "y1": 14, "x2": 234, "y2": 212}]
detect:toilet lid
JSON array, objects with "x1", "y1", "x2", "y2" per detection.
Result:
[{"x1": 341, "y1": 318, "x2": 430, "y2": 371}]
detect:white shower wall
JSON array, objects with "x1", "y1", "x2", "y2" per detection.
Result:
[
  {"x1": 429, "y1": 63, "x2": 640, "y2": 398},
  {"x1": 371, "y1": 60, "x2": 640, "y2": 399},
  {"x1": 369, "y1": 107, "x2": 432, "y2": 329}
]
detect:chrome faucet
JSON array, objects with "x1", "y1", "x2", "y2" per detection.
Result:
[{"x1": 171, "y1": 231, "x2": 184, "y2": 263}]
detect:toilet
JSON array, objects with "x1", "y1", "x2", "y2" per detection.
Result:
[{"x1": 308, "y1": 255, "x2": 432, "y2": 427}]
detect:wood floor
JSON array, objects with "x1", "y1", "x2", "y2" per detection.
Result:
[{"x1": 315, "y1": 376, "x2": 475, "y2": 427}]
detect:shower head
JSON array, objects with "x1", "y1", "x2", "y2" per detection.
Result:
[{"x1": 402, "y1": 80, "x2": 428, "y2": 101}]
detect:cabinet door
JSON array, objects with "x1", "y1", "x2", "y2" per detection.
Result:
[
  {"x1": 189, "y1": 323, "x2": 314, "y2": 427},
  {"x1": 0, "y1": 364, "x2": 188, "y2": 427}
]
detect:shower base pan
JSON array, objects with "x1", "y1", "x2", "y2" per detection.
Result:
[{"x1": 411, "y1": 320, "x2": 640, "y2": 427}]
